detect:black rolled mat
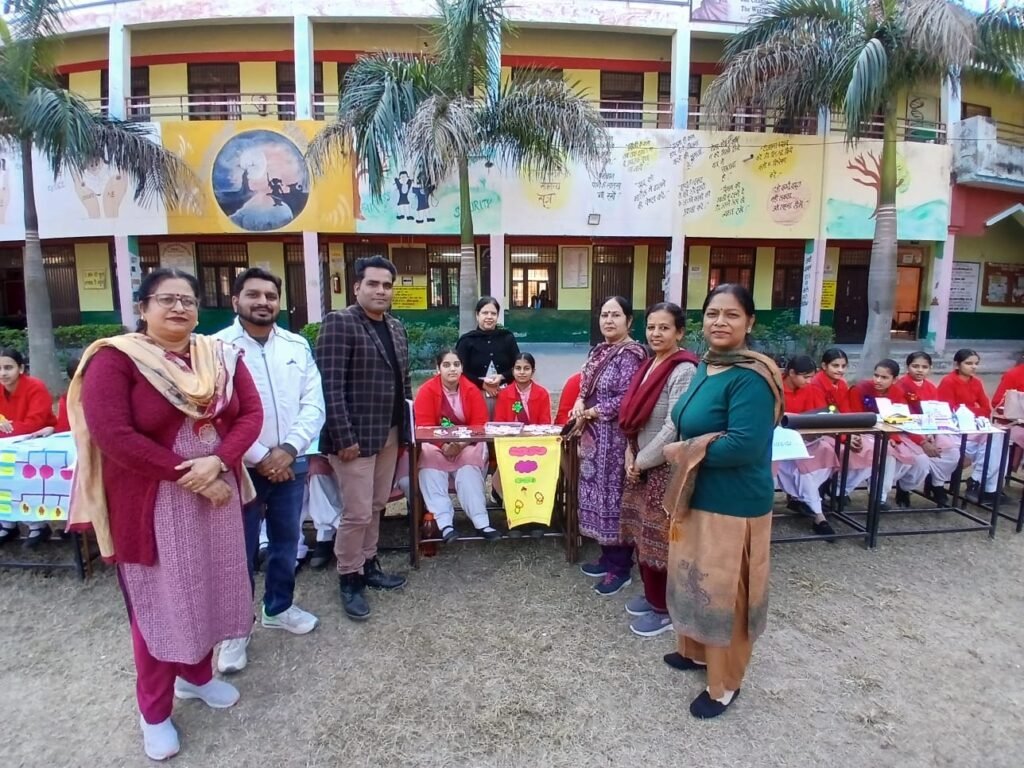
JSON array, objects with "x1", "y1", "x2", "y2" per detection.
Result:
[{"x1": 780, "y1": 412, "x2": 878, "y2": 430}]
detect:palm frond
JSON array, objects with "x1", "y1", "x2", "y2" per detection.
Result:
[
  {"x1": 479, "y1": 78, "x2": 610, "y2": 180},
  {"x1": 843, "y1": 37, "x2": 890, "y2": 140},
  {"x1": 433, "y1": 0, "x2": 506, "y2": 99},
  {"x1": 7, "y1": 0, "x2": 65, "y2": 43},
  {"x1": 18, "y1": 86, "x2": 94, "y2": 176},
  {"x1": 404, "y1": 95, "x2": 482, "y2": 185},
  {"x1": 307, "y1": 53, "x2": 436, "y2": 199},
  {"x1": 724, "y1": 0, "x2": 858, "y2": 56},
  {"x1": 902, "y1": 0, "x2": 975, "y2": 73}
]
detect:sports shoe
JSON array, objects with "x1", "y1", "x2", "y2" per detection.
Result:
[
  {"x1": 594, "y1": 572, "x2": 632, "y2": 596},
  {"x1": 262, "y1": 604, "x2": 319, "y2": 635},
  {"x1": 139, "y1": 716, "x2": 179, "y2": 761},
  {"x1": 630, "y1": 612, "x2": 673, "y2": 637},
  {"x1": 173, "y1": 677, "x2": 239, "y2": 709},
  {"x1": 22, "y1": 526, "x2": 51, "y2": 549},
  {"x1": 579, "y1": 561, "x2": 607, "y2": 578},
  {"x1": 0, "y1": 525, "x2": 19, "y2": 545},
  {"x1": 812, "y1": 519, "x2": 837, "y2": 543},
  {"x1": 624, "y1": 595, "x2": 654, "y2": 616},
  {"x1": 217, "y1": 636, "x2": 250, "y2": 674}
]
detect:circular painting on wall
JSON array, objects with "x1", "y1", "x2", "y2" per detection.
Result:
[{"x1": 212, "y1": 130, "x2": 309, "y2": 232}]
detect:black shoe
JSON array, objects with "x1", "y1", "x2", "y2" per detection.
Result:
[
  {"x1": 478, "y1": 527, "x2": 502, "y2": 541},
  {"x1": 663, "y1": 652, "x2": 707, "y2": 672},
  {"x1": 363, "y1": 556, "x2": 407, "y2": 591},
  {"x1": 690, "y1": 688, "x2": 741, "y2": 719},
  {"x1": 879, "y1": 502, "x2": 892, "y2": 513},
  {"x1": 965, "y1": 479, "x2": 982, "y2": 503},
  {"x1": 529, "y1": 524, "x2": 547, "y2": 540},
  {"x1": 812, "y1": 519, "x2": 837, "y2": 543},
  {"x1": 932, "y1": 486, "x2": 949, "y2": 508},
  {"x1": 923, "y1": 473, "x2": 935, "y2": 500},
  {"x1": 490, "y1": 489, "x2": 503, "y2": 506},
  {"x1": 309, "y1": 540, "x2": 335, "y2": 570},
  {"x1": 338, "y1": 573, "x2": 371, "y2": 621},
  {"x1": 0, "y1": 526, "x2": 19, "y2": 545},
  {"x1": 440, "y1": 525, "x2": 459, "y2": 544},
  {"x1": 979, "y1": 490, "x2": 1010, "y2": 506},
  {"x1": 785, "y1": 499, "x2": 815, "y2": 518},
  {"x1": 507, "y1": 526, "x2": 524, "y2": 539},
  {"x1": 23, "y1": 526, "x2": 51, "y2": 550},
  {"x1": 255, "y1": 545, "x2": 269, "y2": 573},
  {"x1": 895, "y1": 488, "x2": 911, "y2": 508}
]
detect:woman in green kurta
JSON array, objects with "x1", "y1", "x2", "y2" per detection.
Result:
[{"x1": 660, "y1": 283, "x2": 783, "y2": 719}]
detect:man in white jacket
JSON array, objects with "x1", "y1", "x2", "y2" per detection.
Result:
[{"x1": 213, "y1": 267, "x2": 326, "y2": 672}]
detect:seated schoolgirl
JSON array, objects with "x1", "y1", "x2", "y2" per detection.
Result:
[
  {"x1": 493, "y1": 353, "x2": 552, "y2": 530},
  {"x1": 898, "y1": 351, "x2": 960, "y2": 506},
  {"x1": 774, "y1": 355, "x2": 838, "y2": 539},
  {"x1": 805, "y1": 348, "x2": 874, "y2": 503},
  {"x1": 555, "y1": 372, "x2": 582, "y2": 426},
  {"x1": 937, "y1": 348, "x2": 1006, "y2": 504},
  {"x1": 992, "y1": 354, "x2": 1024, "y2": 471},
  {"x1": 413, "y1": 348, "x2": 501, "y2": 542},
  {"x1": 848, "y1": 359, "x2": 930, "y2": 509}
]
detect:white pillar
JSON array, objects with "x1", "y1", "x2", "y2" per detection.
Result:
[
  {"x1": 667, "y1": 234, "x2": 686, "y2": 306},
  {"x1": 113, "y1": 235, "x2": 140, "y2": 329},
  {"x1": 925, "y1": 234, "x2": 955, "y2": 355},
  {"x1": 940, "y1": 75, "x2": 962, "y2": 132},
  {"x1": 303, "y1": 231, "x2": 322, "y2": 324},
  {"x1": 489, "y1": 233, "x2": 505, "y2": 322},
  {"x1": 670, "y1": 17, "x2": 692, "y2": 130},
  {"x1": 107, "y1": 22, "x2": 131, "y2": 120},
  {"x1": 293, "y1": 15, "x2": 314, "y2": 120},
  {"x1": 799, "y1": 108, "x2": 831, "y2": 325}
]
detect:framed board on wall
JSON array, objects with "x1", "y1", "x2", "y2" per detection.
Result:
[
  {"x1": 561, "y1": 246, "x2": 589, "y2": 289},
  {"x1": 949, "y1": 262, "x2": 980, "y2": 313},
  {"x1": 159, "y1": 242, "x2": 196, "y2": 274},
  {"x1": 981, "y1": 262, "x2": 1024, "y2": 308}
]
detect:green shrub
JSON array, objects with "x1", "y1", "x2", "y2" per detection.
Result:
[
  {"x1": 685, "y1": 311, "x2": 835, "y2": 365},
  {"x1": 0, "y1": 328, "x2": 27, "y2": 355},
  {"x1": 53, "y1": 324, "x2": 127, "y2": 349},
  {"x1": 299, "y1": 319, "x2": 460, "y2": 371},
  {"x1": 300, "y1": 322, "x2": 320, "y2": 350}
]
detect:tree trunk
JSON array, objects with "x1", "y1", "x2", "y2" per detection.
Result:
[
  {"x1": 856, "y1": 105, "x2": 899, "y2": 381},
  {"x1": 457, "y1": 158, "x2": 478, "y2": 336},
  {"x1": 20, "y1": 139, "x2": 62, "y2": 394}
]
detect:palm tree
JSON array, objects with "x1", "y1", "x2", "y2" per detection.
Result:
[
  {"x1": 703, "y1": 0, "x2": 1024, "y2": 377},
  {"x1": 0, "y1": 1, "x2": 195, "y2": 392},
  {"x1": 307, "y1": 0, "x2": 611, "y2": 334}
]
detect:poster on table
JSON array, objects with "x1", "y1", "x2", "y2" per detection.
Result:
[
  {"x1": 949, "y1": 262, "x2": 980, "y2": 312},
  {"x1": 823, "y1": 140, "x2": 952, "y2": 241},
  {"x1": 31, "y1": 123, "x2": 168, "y2": 239},
  {"x1": 0, "y1": 433, "x2": 75, "y2": 523},
  {"x1": 492, "y1": 436, "x2": 561, "y2": 527},
  {"x1": 0, "y1": 143, "x2": 26, "y2": 241},
  {"x1": 981, "y1": 262, "x2": 1024, "y2": 308}
]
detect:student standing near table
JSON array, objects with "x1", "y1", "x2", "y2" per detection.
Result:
[
  {"x1": 214, "y1": 268, "x2": 325, "y2": 673},
  {"x1": 0, "y1": 347, "x2": 56, "y2": 547},
  {"x1": 662, "y1": 283, "x2": 784, "y2": 719},
  {"x1": 317, "y1": 256, "x2": 410, "y2": 621}
]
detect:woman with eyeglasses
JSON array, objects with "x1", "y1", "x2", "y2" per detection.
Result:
[{"x1": 66, "y1": 268, "x2": 263, "y2": 761}]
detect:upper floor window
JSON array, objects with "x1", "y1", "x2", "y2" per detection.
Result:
[
  {"x1": 600, "y1": 71, "x2": 643, "y2": 129},
  {"x1": 188, "y1": 63, "x2": 241, "y2": 121}
]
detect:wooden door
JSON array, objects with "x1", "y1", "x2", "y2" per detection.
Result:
[
  {"x1": 590, "y1": 246, "x2": 634, "y2": 344},
  {"x1": 284, "y1": 244, "x2": 308, "y2": 331},
  {"x1": 892, "y1": 265, "x2": 922, "y2": 338},
  {"x1": 833, "y1": 263, "x2": 870, "y2": 343}
]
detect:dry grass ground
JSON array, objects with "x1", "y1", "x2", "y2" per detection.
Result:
[{"x1": 2, "y1": 493, "x2": 1024, "y2": 768}]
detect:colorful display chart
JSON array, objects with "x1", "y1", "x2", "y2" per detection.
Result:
[
  {"x1": 493, "y1": 435, "x2": 561, "y2": 527},
  {"x1": 0, "y1": 433, "x2": 75, "y2": 523}
]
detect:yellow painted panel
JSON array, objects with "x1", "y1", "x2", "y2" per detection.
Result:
[
  {"x1": 55, "y1": 34, "x2": 108, "y2": 66},
  {"x1": 557, "y1": 245, "x2": 592, "y2": 310},
  {"x1": 633, "y1": 245, "x2": 649, "y2": 311},
  {"x1": 69, "y1": 70, "x2": 102, "y2": 101},
  {"x1": 240, "y1": 62, "x2": 280, "y2": 116},
  {"x1": 149, "y1": 63, "x2": 187, "y2": 98},
  {"x1": 74, "y1": 243, "x2": 114, "y2": 312},
  {"x1": 314, "y1": 23, "x2": 427, "y2": 53},
  {"x1": 563, "y1": 69, "x2": 600, "y2": 101},
  {"x1": 691, "y1": 38, "x2": 724, "y2": 64},
  {"x1": 951, "y1": 220, "x2": 1024, "y2": 314},
  {"x1": 506, "y1": 29, "x2": 671, "y2": 62},
  {"x1": 133, "y1": 24, "x2": 293, "y2": 56},
  {"x1": 246, "y1": 242, "x2": 286, "y2": 306},
  {"x1": 961, "y1": 75, "x2": 1024, "y2": 125},
  {"x1": 323, "y1": 64, "x2": 340, "y2": 101},
  {"x1": 686, "y1": 245, "x2": 711, "y2": 310},
  {"x1": 642, "y1": 73, "x2": 659, "y2": 129},
  {"x1": 753, "y1": 246, "x2": 774, "y2": 311}
]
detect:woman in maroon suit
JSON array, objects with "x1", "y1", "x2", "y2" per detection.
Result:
[{"x1": 67, "y1": 268, "x2": 262, "y2": 762}]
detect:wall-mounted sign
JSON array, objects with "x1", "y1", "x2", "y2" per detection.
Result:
[{"x1": 949, "y1": 262, "x2": 980, "y2": 313}]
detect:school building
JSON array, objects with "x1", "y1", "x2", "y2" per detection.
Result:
[{"x1": 0, "y1": 0, "x2": 1021, "y2": 348}]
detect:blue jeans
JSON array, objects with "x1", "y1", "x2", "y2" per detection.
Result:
[{"x1": 243, "y1": 458, "x2": 308, "y2": 617}]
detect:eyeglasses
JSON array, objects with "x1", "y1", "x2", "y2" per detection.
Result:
[{"x1": 147, "y1": 293, "x2": 199, "y2": 310}]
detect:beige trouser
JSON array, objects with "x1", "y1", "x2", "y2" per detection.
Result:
[{"x1": 330, "y1": 428, "x2": 399, "y2": 575}]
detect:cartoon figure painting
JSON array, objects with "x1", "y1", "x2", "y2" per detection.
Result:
[
  {"x1": 395, "y1": 171, "x2": 413, "y2": 219},
  {"x1": 70, "y1": 162, "x2": 130, "y2": 220},
  {"x1": 412, "y1": 175, "x2": 436, "y2": 224},
  {"x1": 212, "y1": 129, "x2": 310, "y2": 232}
]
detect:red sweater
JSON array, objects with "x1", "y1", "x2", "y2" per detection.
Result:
[
  {"x1": 937, "y1": 372, "x2": 991, "y2": 418},
  {"x1": 848, "y1": 379, "x2": 908, "y2": 414},
  {"x1": 80, "y1": 347, "x2": 263, "y2": 565},
  {"x1": 808, "y1": 371, "x2": 851, "y2": 413},
  {"x1": 413, "y1": 375, "x2": 489, "y2": 427},
  {"x1": 555, "y1": 373, "x2": 582, "y2": 425},
  {"x1": 495, "y1": 383, "x2": 552, "y2": 424},
  {"x1": 992, "y1": 364, "x2": 1024, "y2": 410},
  {"x1": 0, "y1": 375, "x2": 55, "y2": 436},
  {"x1": 783, "y1": 382, "x2": 827, "y2": 414},
  {"x1": 897, "y1": 375, "x2": 940, "y2": 415},
  {"x1": 54, "y1": 394, "x2": 70, "y2": 432}
]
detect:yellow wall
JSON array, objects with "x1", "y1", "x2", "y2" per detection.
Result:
[
  {"x1": 240, "y1": 61, "x2": 279, "y2": 116},
  {"x1": 54, "y1": 34, "x2": 108, "y2": 66},
  {"x1": 69, "y1": 70, "x2": 102, "y2": 102},
  {"x1": 753, "y1": 246, "x2": 774, "y2": 310},
  {"x1": 961, "y1": 76, "x2": 1024, "y2": 125},
  {"x1": 75, "y1": 243, "x2": 114, "y2": 312},
  {"x1": 150, "y1": 63, "x2": 188, "y2": 99},
  {"x1": 314, "y1": 23, "x2": 428, "y2": 53},
  {"x1": 133, "y1": 24, "x2": 293, "y2": 56},
  {"x1": 952, "y1": 220, "x2": 1024, "y2": 315},
  {"x1": 633, "y1": 245, "x2": 649, "y2": 311},
  {"x1": 686, "y1": 245, "x2": 711, "y2": 309},
  {"x1": 554, "y1": 245, "x2": 591, "y2": 310},
  {"x1": 507, "y1": 29, "x2": 671, "y2": 62},
  {"x1": 246, "y1": 242, "x2": 286, "y2": 306},
  {"x1": 690, "y1": 38, "x2": 724, "y2": 64},
  {"x1": 563, "y1": 69, "x2": 600, "y2": 100}
]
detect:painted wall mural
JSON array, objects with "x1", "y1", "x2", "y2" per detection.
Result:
[
  {"x1": 824, "y1": 140, "x2": 951, "y2": 241},
  {"x1": 0, "y1": 144, "x2": 26, "y2": 241}
]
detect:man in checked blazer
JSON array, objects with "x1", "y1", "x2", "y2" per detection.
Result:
[{"x1": 316, "y1": 255, "x2": 412, "y2": 621}]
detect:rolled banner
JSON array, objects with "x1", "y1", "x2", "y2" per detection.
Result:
[{"x1": 780, "y1": 412, "x2": 878, "y2": 430}]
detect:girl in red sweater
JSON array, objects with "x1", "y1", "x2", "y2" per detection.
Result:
[
  {"x1": 848, "y1": 359, "x2": 930, "y2": 509},
  {"x1": 775, "y1": 355, "x2": 838, "y2": 539},
  {"x1": 413, "y1": 348, "x2": 498, "y2": 542},
  {"x1": 938, "y1": 348, "x2": 1005, "y2": 501},
  {"x1": 992, "y1": 358, "x2": 1024, "y2": 470},
  {"x1": 899, "y1": 351, "x2": 960, "y2": 505},
  {"x1": 0, "y1": 347, "x2": 57, "y2": 547}
]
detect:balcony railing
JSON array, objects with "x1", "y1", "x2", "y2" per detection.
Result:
[
  {"x1": 124, "y1": 93, "x2": 298, "y2": 121},
  {"x1": 829, "y1": 112, "x2": 947, "y2": 144},
  {"x1": 994, "y1": 120, "x2": 1024, "y2": 147},
  {"x1": 597, "y1": 100, "x2": 674, "y2": 128},
  {"x1": 686, "y1": 104, "x2": 818, "y2": 134},
  {"x1": 953, "y1": 115, "x2": 1024, "y2": 188}
]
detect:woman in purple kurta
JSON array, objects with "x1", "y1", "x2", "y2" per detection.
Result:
[{"x1": 570, "y1": 296, "x2": 647, "y2": 596}]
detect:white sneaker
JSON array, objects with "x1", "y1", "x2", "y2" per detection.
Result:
[
  {"x1": 140, "y1": 716, "x2": 179, "y2": 761},
  {"x1": 217, "y1": 635, "x2": 250, "y2": 674},
  {"x1": 174, "y1": 677, "x2": 240, "y2": 709},
  {"x1": 261, "y1": 603, "x2": 319, "y2": 635}
]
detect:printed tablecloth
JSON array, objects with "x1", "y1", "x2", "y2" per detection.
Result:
[{"x1": 0, "y1": 433, "x2": 75, "y2": 523}]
